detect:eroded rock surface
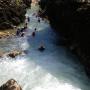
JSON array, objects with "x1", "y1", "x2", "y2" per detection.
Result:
[{"x1": 0, "y1": 79, "x2": 22, "y2": 90}]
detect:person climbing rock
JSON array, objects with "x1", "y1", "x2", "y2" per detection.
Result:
[{"x1": 32, "y1": 27, "x2": 37, "y2": 37}]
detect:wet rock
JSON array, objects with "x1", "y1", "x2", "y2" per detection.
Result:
[
  {"x1": 0, "y1": 51, "x2": 4, "y2": 58},
  {"x1": 0, "y1": 79, "x2": 22, "y2": 90},
  {"x1": 7, "y1": 50, "x2": 23, "y2": 58},
  {"x1": 39, "y1": 0, "x2": 90, "y2": 77}
]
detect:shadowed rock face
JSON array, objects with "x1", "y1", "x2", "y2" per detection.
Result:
[
  {"x1": 39, "y1": 0, "x2": 90, "y2": 77},
  {"x1": 0, "y1": 0, "x2": 27, "y2": 30},
  {"x1": 23, "y1": 0, "x2": 32, "y2": 7},
  {"x1": 0, "y1": 79, "x2": 22, "y2": 90}
]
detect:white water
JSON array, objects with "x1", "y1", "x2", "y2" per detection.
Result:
[{"x1": 0, "y1": 4, "x2": 90, "y2": 90}]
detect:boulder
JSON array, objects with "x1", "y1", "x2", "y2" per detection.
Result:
[
  {"x1": 0, "y1": 79, "x2": 22, "y2": 90},
  {"x1": 7, "y1": 50, "x2": 23, "y2": 58}
]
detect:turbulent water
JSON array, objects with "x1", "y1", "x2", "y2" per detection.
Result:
[{"x1": 0, "y1": 4, "x2": 90, "y2": 90}]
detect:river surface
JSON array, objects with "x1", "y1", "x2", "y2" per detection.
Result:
[{"x1": 0, "y1": 4, "x2": 90, "y2": 90}]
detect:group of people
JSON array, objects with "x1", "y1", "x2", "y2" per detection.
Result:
[
  {"x1": 15, "y1": 11, "x2": 45, "y2": 52},
  {"x1": 15, "y1": 15, "x2": 30, "y2": 37}
]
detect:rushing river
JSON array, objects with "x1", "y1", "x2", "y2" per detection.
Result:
[{"x1": 0, "y1": 4, "x2": 90, "y2": 90}]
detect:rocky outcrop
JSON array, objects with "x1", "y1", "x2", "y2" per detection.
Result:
[
  {"x1": 23, "y1": 0, "x2": 31, "y2": 7},
  {"x1": 0, "y1": 0, "x2": 27, "y2": 30},
  {"x1": 39, "y1": 0, "x2": 90, "y2": 77},
  {"x1": 7, "y1": 50, "x2": 24, "y2": 58},
  {"x1": 0, "y1": 79, "x2": 22, "y2": 90},
  {"x1": 0, "y1": 50, "x2": 25, "y2": 58}
]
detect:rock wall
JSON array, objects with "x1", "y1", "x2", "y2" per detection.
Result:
[
  {"x1": 0, "y1": 0, "x2": 32, "y2": 30},
  {"x1": 39, "y1": 0, "x2": 90, "y2": 77},
  {"x1": 0, "y1": 79, "x2": 22, "y2": 90}
]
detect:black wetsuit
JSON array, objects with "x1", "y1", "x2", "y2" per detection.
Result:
[{"x1": 16, "y1": 29, "x2": 21, "y2": 36}]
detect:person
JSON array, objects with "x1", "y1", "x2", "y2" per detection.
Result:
[
  {"x1": 38, "y1": 18, "x2": 40, "y2": 23},
  {"x1": 34, "y1": 28, "x2": 37, "y2": 31},
  {"x1": 28, "y1": 16, "x2": 30, "y2": 22},
  {"x1": 24, "y1": 22, "x2": 28, "y2": 29},
  {"x1": 20, "y1": 32, "x2": 25, "y2": 37},
  {"x1": 38, "y1": 41, "x2": 45, "y2": 52},
  {"x1": 32, "y1": 31, "x2": 35, "y2": 37},
  {"x1": 38, "y1": 45, "x2": 45, "y2": 52},
  {"x1": 20, "y1": 27, "x2": 26, "y2": 33},
  {"x1": 16, "y1": 28, "x2": 21, "y2": 36},
  {"x1": 32, "y1": 13, "x2": 36, "y2": 16}
]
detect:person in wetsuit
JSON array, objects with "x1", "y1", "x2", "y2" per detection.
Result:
[
  {"x1": 32, "y1": 31, "x2": 35, "y2": 37},
  {"x1": 38, "y1": 41, "x2": 45, "y2": 52},
  {"x1": 38, "y1": 18, "x2": 40, "y2": 23},
  {"x1": 16, "y1": 28, "x2": 21, "y2": 36}
]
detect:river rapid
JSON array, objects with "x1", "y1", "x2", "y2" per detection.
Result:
[{"x1": 0, "y1": 4, "x2": 89, "y2": 90}]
